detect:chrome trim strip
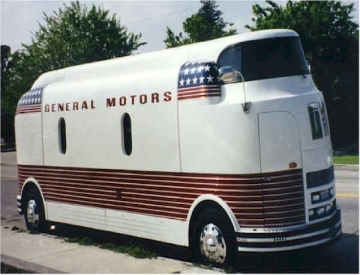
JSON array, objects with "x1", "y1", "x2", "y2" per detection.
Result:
[
  {"x1": 237, "y1": 229, "x2": 341, "y2": 252},
  {"x1": 239, "y1": 219, "x2": 341, "y2": 243}
]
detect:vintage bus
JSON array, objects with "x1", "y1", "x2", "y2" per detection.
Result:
[{"x1": 15, "y1": 29, "x2": 341, "y2": 266}]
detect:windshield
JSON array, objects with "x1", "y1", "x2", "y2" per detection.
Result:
[{"x1": 217, "y1": 36, "x2": 309, "y2": 82}]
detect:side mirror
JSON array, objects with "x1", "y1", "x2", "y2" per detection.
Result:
[
  {"x1": 219, "y1": 66, "x2": 243, "y2": 83},
  {"x1": 219, "y1": 66, "x2": 250, "y2": 113}
]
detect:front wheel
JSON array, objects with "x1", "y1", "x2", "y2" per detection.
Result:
[
  {"x1": 192, "y1": 208, "x2": 237, "y2": 267},
  {"x1": 23, "y1": 189, "x2": 45, "y2": 232}
]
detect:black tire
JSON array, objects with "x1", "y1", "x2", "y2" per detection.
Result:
[
  {"x1": 191, "y1": 208, "x2": 237, "y2": 267},
  {"x1": 23, "y1": 188, "x2": 46, "y2": 232}
]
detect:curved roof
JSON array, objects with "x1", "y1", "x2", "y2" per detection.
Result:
[{"x1": 31, "y1": 29, "x2": 298, "y2": 90}]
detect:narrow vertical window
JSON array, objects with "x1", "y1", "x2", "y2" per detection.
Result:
[
  {"x1": 122, "y1": 113, "x2": 132, "y2": 155},
  {"x1": 308, "y1": 103, "x2": 323, "y2": 140},
  {"x1": 320, "y1": 101, "x2": 330, "y2": 136},
  {"x1": 59, "y1": 118, "x2": 67, "y2": 154}
]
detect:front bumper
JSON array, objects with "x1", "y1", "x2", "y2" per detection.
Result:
[{"x1": 236, "y1": 207, "x2": 341, "y2": 252}]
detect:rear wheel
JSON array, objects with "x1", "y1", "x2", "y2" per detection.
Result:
[
  {"x1": 192, "y1": 208, "x2": 237, "y2": 267},
  {"x1": 23, "y1": 189, "x2": 45, "y2": 232}
]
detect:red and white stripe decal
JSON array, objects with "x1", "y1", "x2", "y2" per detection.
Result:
[
  {"x1": 178, "y1": 85, "x2": 221, "y2": 100},
  {"x1": 18, "y1": 165, "x2": 304, "y2": 227},
  {"x1": 16, "y1": 105, "x2": 42, "y2": 115}
]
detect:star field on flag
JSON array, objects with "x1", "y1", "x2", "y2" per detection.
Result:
[
  {"x1": 16, "y1": 88, "x2": 43, "y2": 115},
  {"x1": 177, "y1": 61, "x2": 221, "y2": 100}
]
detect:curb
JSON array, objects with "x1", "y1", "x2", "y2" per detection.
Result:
[
  {"x1": 334, "y1": 164, "x2": 359, "y2": 171},
  {"x1": 1, "y1": 254, "x2": 63, "y2": 274}
]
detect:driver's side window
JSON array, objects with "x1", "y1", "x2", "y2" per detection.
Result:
[{"x1": 217, "y1": 45, "x2": 242, "y2": 73}]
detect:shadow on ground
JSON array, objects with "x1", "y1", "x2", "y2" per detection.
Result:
[
  {"x1": 234, "y1": 234, "x2": 359, "y2": 273},
  {"x1": 44, "y1": 223, "x2": 359, "y2": 273}
]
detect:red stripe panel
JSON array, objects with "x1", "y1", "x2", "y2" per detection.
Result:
[
  {"x1": 18, "y1": 165, "x2": 304, "y2": 227},
  {"x1": 16, "y1": 105, "x2": 41, "y2": 115},
  {"x1": 178, "y1": 85, "x2": 221, "y2": 100}
]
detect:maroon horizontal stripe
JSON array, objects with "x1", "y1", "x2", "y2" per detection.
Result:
[
  {"x1": 178, "y1": 92, "x2": 221, "y2": 100},
  {"x1": 16, "y1": 105, "x2": 41, "y2": 115},
  {"x1": 178, "y1": 87, "x2": 220, "y2": 96},
  {"x1": 178, "y1": 85, "x2": 221, "y2": 100},
  {"x1": 18, "y1": 165, "x2": 305, "y2": 227},
  {"x1": 178, "y1": 85, "x2": 221, "y2": 92}
]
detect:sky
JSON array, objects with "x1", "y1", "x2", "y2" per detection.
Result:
[{"x1": 1, "y1": 0, "x2": 359, "y2": 55}]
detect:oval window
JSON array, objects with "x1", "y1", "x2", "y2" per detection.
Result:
[
  {"x1": 122, "y1": 113, "x2": 132, "y2": 156},
  {"x1": 59, "y1": 118, "x2": 67, "y2": 154}
]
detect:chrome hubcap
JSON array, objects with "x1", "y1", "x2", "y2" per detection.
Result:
[
  {"x1": 26, "y1": 199, "x2": 39, "y2": 229},
  {"x1": 199, "y1": 223, "x2": 226, "y2": 264}
]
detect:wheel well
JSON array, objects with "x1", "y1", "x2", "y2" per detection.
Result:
[
  {"x1": 188, "y1": 200, "x2": 232, "y2": 241},
  {"x1": 21, "y1": 182, "x2": 41, "y2": 211}
]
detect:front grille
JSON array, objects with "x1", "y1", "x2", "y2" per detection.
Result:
[
  {"x1": 262, "y1": 169, "x2": 305, "y2": 227},
  {"x1": 227, "y1": 169, "x2": 305, "y2": 228}
]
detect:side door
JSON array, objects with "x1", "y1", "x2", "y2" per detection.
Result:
[
  {"x1": 258, "y1": 111, "x2": 302, "y2": 173},
  {"x1": 258, "y1": 111, "x2": 305, "y2": 228}
]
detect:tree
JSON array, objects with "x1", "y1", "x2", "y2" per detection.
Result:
[
  {"x1": 27, "y1": 1, "x2": 146, "y2": 70},
  {"x1": 164, "y1": 0, "x2": 237, "y2": 48},
  {"x1": 246, "y1": 0, "x2": 359, "y2": 147},
  {"x1": 1, "y1": 45, "x2": 14, "y2": 143},
  {"x1": 1, "y1": 45, "x2": 11, "y2": 73},
  {"x1": 1, "y1": 1, "x2": 146, "y2": 143}
]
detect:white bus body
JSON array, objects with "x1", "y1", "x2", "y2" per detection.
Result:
[{"x1": 15, "y1": 29, "x2": 341, "y2": 265}]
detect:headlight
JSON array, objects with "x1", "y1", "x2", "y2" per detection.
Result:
[
  {"x1": 311, "y1": 187, "x2": 333, "y2": 204},
  {"x1": 312, "y1": 194, "x2": 320, "y2": 202},
  {"x1": 309, "y1": 200, "x2": 336, "y2": 221},
  {"x1": 325, "y1": 202, "x2": 333, "y2": 213},
  {"x1": 316, "y1": 207, "x2": 325, "y2": 216}
]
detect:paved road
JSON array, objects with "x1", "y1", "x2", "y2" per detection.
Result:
[{"x1": 1, "y1": 152, "x2": 358, "y2": 272}]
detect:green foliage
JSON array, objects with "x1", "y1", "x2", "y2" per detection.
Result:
[
  {"x1": 1, "y1": 1, "x2": 146, "y2": 142},
  {"x1": 246, "y1": 0, "x2": 359, "y2": 146},
  {"x1": 1, "y1": 46, "x2": 27, "y2": 142},
  {"x1": 29, "y1": 1, "x2": 145, "y2": 69},
  {"x1": 100, "y1": 243, "x2": 157, "y2": 259},
  {"x1": 65, "y1": 237, "x2": 157, "y2": 258},
  {"x1": 66, "y1": 237, "x2": 97, "y2": 246},
  {"x1": 333, "y1": 155, "x2": 359, "y2": 165},
  {"x1": 1, "y1": 45, "x2": 11, "y2": 73},
  {"x1": 164, "y1": 0, "x2": 237, "y2": 48}
]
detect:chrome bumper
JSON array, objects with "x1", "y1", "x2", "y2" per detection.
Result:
[{"x1": 236, "y1": 207, "x2": 341, "y2": 252}]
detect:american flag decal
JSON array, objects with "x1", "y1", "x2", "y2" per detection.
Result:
[
  {"x1": 16, "y1": 88, "x2": 43, "y2": 115},
  {"x1": 177, "y1": 61, "x2": 221, "y2": 100}
]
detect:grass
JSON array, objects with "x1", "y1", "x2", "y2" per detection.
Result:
[
  {"x1": 100, "y1": 242, "x2": 157, "y2": 259},
  {"x1": 8, "y1": 226, "x2": 157, "y2": 260},
  {"x1": 66, "y1": 237, "x2": 97, "y2": 246},
  {"x1": 11, "y1": 226, "x2": 26, "y2": 233},
  {"x1": 333, "y1": 155, "x2": 359, "y2": 165},
  {"x1": 65, "y1": 237, "x2": 157, "y2": 259}
]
